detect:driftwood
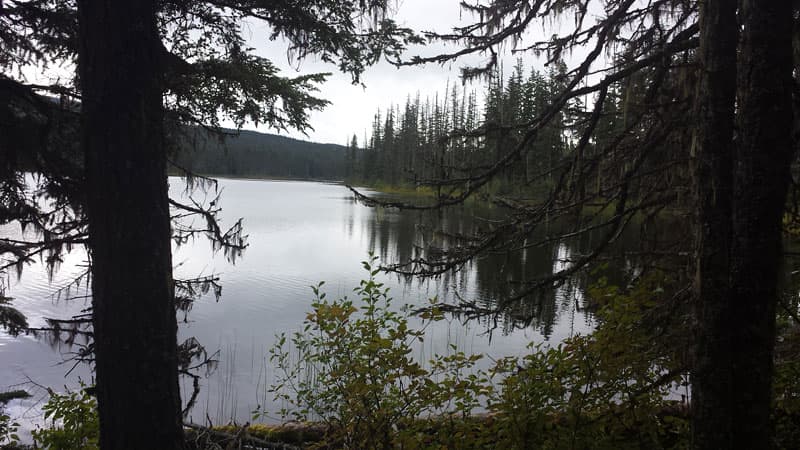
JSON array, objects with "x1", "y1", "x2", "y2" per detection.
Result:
[{"x1": 184, "y1": 422, "x2": 323, "y2": 450}]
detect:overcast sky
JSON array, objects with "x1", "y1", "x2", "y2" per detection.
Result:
[
  {"x1": 243, "y1": 0, "x2": 556, "y2": 145},
  {"x1": 17, "y1": 1, "x2": 592, "y2": 145}
]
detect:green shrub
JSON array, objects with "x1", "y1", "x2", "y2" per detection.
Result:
[
  {"x1": 268, "y1": 263, "x2": 692, "y2": 449},
  {"x1": 32, "y1": 385, "x2": 99, "y2": 450},
  {"x1": 773, "y1": 304, "x2": 800, "y2": 449},
  {"x1": 266, "y1": 255, "x2": 492, "y2": 449},
  {"x1": 0, "y1": 410, "x2": 21, "y2": 448},
  {"x1": 488, "y1": 273, "x2": 690, "y2": 450}
]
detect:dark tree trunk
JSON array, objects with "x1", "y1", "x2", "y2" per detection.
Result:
[
  {"x1": 691, "y1": 0, "x2": 737, "y2": 447},
  {"x1": 728, "y1": 0, "x2": 794, "y2": 447},
  {"x1": 693, "y1": 1, "x2": 795, "y2": 448},
  {"x1": 78, "y1": 1, "x2": 185, "y2": 449}
]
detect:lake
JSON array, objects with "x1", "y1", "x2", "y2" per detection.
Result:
[{"x1": 1, "y1": 177, "x2": 602, "y2": 432}]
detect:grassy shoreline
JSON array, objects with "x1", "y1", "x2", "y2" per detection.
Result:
[{"x1": 167, "y1": 171, "x2": 345, "y2": 184}]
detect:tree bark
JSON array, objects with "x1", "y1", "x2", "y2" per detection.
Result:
[
  {"x1": 691, "y1": 0, "x2": 737, "y2": 448},
  {"x1": 78, "y1": 1, "x2": 185, "y2": 449},
  {"x1": 693, "y1": 1, "x2": 795, "y2": 448},
  {"x1": 728, "y1": 0, "x2": 794, "y2": 447}
]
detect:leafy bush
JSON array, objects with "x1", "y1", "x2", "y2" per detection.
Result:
[
  {"x1": 268, "y1": 262, "x2": 692, "y2": 449},
  {"x1": 267, "y1": 256, "x2": 492, "y2": 449},
  {"x1": 0, "y1": 411, "x2": 21, "y2": 448},
  {"x1": 1, "y1": 390, "x2": 31, "y2": 449},
  {"x1": 488, "y1": 273, "x2": 689, "y2": 450},
  {"x1": 773, "y1": 303, "x2": 800, "y2": 449},
  {"x1": 32, "y1": 385, "x2": 99, "y2": 450}
]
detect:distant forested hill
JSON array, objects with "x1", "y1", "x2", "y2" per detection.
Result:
[{"x1": 171, "y1": 129, "x2": 347, "y2": 180}]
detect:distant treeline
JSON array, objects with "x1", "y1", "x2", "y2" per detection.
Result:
[
  {"x1": 171, "y1": 129, "x2": 348, "y2": 180},
  {"x1": 5, "y1": 100, "x2": 349, "y2": 181},
  {"x1": 346, "y1": 59, "x2": 608, "y2": 195}
]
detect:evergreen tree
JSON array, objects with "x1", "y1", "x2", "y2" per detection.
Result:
[
  {"x1": 1, "y1": 1, "x2": 419, "y2": 448},
  {"x1": 349, "y1": 2, "x2": 799, "y2": 447}
]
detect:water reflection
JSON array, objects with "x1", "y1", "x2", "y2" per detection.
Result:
[
  {"x1": 344, "y1": 193, "x2": 618, "y2": 338},
  {"x1": 2, "y1": 178, "x2": 621, "y2": 430}
]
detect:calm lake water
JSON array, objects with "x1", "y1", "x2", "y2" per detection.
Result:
[{"x1": 1, "y1": 178, "x2": 602, "y2": 433}]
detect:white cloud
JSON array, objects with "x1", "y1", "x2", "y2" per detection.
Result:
[{"x1": 239, "y1": 0, "x2": 560, "y2": 144}]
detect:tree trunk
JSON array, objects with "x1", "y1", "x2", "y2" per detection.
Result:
[
  {"x1": 78, "y1": 1, "x2": 185, "y2": 449},
  {"x1": 693, "y1": 1, "x2": 794, "y2": 448},
  {"x1": 728, "y1": 0, "x2": 793, "y2": 447},
  {"x1": 691, "y1": 0, "x2": 737, "y2": 447}
]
